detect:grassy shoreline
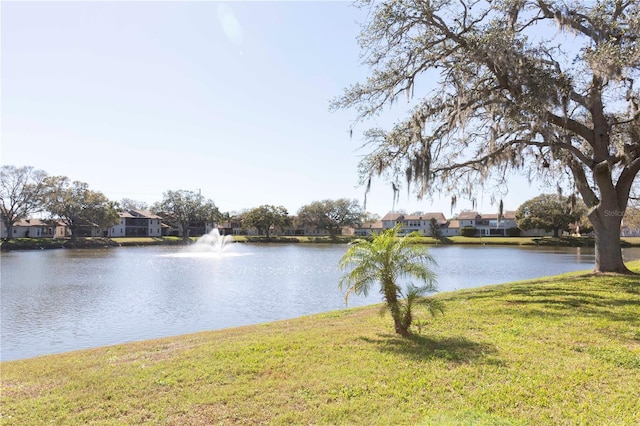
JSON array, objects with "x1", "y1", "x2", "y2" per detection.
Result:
[
  {"x1": 2, "y1": 263, "x2": 639, "y2": 424},
  {"x1": 3, "y1": 235, "x2": 640, "y2": 251}
]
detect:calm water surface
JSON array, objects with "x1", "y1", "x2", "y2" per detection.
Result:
[{"x1": 2, "y1": 243, "x2": 639, "y2": 361}]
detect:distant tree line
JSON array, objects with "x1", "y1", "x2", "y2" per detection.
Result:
[
  {"x1": 3, "y1": 164, "x2": 613, "y2": 242},
  {"x1": 0, "y1": 165, "x2": 367, "y2": 241},
  {"x1": 515, "y1": 194, "x2": 588, "y2": 238}
]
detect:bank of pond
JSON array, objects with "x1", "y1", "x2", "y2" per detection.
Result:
[
  {"x1": 2, "y1": 261, "x2": 639, "y2": 424},
  {"x1": 3, "y1": 234, "x2": 640, "y2": 251},
  {"x1": 3, "y1": 243, "x2": 640, "y2": 362}
]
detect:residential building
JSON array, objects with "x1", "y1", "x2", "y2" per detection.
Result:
[
  {"x1": 75, "y1": 220, "x2": 103, "y2": 237},
  {"x1": 621, "y1": 223, "x2": 640, "y2": 237},
  {"x1": 281, "y1": 225, "x2": 335, "y2": 237},
  {"x1": 442, "y1": 219, "x2": 460, "y2": 237},
  {"x1": 380, "y1": 212, "x2": 448, "y2": 236},
  {"x1": 456, "y1": 211, "x2": 519, "y2": 236},
  {"x1": 354, "y1": 220, "x2": 384, "y2": 236},
  {"x1": 1, "y1": 218, "x2": 68, "y2": 239},
  {"x1": 108, "y1": 210, "x2": 162, "y2": 237}
]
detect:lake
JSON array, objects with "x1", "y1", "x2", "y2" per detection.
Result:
[{"x1": 2, "y1": 243, "x2": 639, "y2": 361}]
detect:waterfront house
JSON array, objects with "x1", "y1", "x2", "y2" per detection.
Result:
[
  {"x1": 456, "y1": 211, "x2": 520, "y2": 236},
  {"x1": 108, "y1": 210, "x2": 163, "y2": 237},
  {"x1": 354, "y1": 220, "x2": 384, "y2": 236},
  {"x1": 443, "y1": 219, "x2": 460, "y2": 237},
  {"x1": 1, "y1": 218, "x2": 68, "y2": 239},
  {"x1": 380, "y1": 212, "x2": 448, "y2": 236},
  {"x1": 74, "y1": 220, "x2": 103, "y2": 237},
  {"x1": 281, "y1": 224, "x2": 336, "y2": 237}
]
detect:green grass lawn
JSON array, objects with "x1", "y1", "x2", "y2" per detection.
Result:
[
  {"x1": 232, "y1": 235, "x2": 357, "y2": 244},
  {"x1": 446, "y1": 236, "x2": 534, "y2": 245},
  {"x1": 622, "y1": 236, "x2": 640, "y2": 246},
  {"x1": 4, "y1": 235, "x2": 640, "y2": 250},
  {"x1": 2, "y1": 263, "x2": 640, "y2": 425},
  {"x1": 112, "y1": 236, "x2": 186, "y2": 245}
]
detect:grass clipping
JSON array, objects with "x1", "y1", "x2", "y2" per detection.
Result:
[{"x1": 2, "y1": 263, "x2": 640, "y2": 425}]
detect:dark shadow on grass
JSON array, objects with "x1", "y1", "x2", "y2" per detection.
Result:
[
  {"x1": 607, "y1": 274, "x2": 640, "y2": 293},
  {"x1": 359, "y1": 334, "x2": 497, "y2": 364},
  {"x1": 504, "y1": 283, "x2": 640, "y2": 322},
  {"x1": 455, "y1": 273, "x2": 640, "y2": 320},
  {"x1": 459, "y1": 273, "x2": 640, "y2": 299}
]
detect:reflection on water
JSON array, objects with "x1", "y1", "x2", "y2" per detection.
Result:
[
  {"x1": 2, "y1": 244, "x2": 639, "y2": 361},
  {"x1": 160, "y1": 252, "x2": 251, "y2": 258}
]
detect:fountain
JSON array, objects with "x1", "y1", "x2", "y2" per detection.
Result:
[{"x1": 193, "y1": 228, "x2": 234, "y2": 254}]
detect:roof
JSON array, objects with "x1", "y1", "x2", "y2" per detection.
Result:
[
  {"x1": 358, "y1": 220, "x2": 383, "y2": 229},
  {"x1": 381, "y1": 212, "x2": 447, "y2": 224},
  {"x1": 447, "y1": 220, "x2": 460, "y2": 229},
  {"x1": 129, "y1": 209, "x2": 162, "y2": 219},
  {"x1": 458, "y1": 211, "x2": 479, "y2": 220},
  {"x1": 13, "y1": 218, "x2": 64, "y2": 227},
  {"x1": 480, "y1": 213, "x2": 500, "y2": 219},
  {"x1": 119, "y1": 210, "x2": 162, "y2": 219},
  {"x1": 420, "y1": 212, "x2": 447, "y2": 223},
  {"x1": 14, "y1": 218, "x2": 46, "y2": 227},
  {"x1": 478, "y1": 211, "x2": 517, "y2": 220}
]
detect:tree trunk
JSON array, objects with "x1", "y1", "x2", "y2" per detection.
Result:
[
  {"x1": 384, "y1": 281, "x2": 410, "y2": 337},
  {"x1": 389, "y1": 302, "x2": 410, "y2": 336},
  {"x1": 393, "y1": 316, "x2": 410, "y2": 337},
  {"x1": 590, "y1": 207, "x2": 631, "y2": 274},
  {"x1": 4, "y1": 222, "x2": 13, "y2": 240},
  {"x1": 69, "y1": 224, "x2": 77, "y2": 241},
  {"x1": 181, "y1": 223, "x2": 190, "y2": 241}
]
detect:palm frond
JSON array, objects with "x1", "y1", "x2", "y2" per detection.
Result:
[
  {"x1": 338, "y1": 223, "x2": 442, "y2": 334},
  {"x1": 416, "y1": 297, "x2": 445, "y2": 316}
]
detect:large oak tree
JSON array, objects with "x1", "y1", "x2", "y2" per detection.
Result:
[
  {"x1": 0, "y1": 165, "x2": 48, "y2": 240},
  {"x1": 156, "y1": 190, "x2": 219, "y2": 240},
  {"x1": 297, "y1": 199, "x2": 363, "y2": 238},
  {"x1": 42, "y1": 176, "x2": 119, "y2": 240},
  {"x1": 515, "y1": 193, "x2": 584, "y2": 237},
  {"x1": 242, "y1": 205, "x2": 290, "y2": 237},
  {"x1": 333, "y1": 0, "x2": 640, "y2": 273}
]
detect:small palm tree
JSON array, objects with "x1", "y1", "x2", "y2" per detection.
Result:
[{"x1": 339, "y1": 224, "x2": 442, "y2": 337}]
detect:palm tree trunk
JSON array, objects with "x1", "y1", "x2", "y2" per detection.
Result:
[
  {"x1": 384, "y1": 281, "x2": 410, "y2": 336},
  {"x1": 392, "y1": 314, "x2": 410, "y2": 337}
]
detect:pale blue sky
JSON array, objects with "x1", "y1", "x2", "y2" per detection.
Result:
[{"x1": 1, "y1": 1, "x2": 541, "y2": 217}]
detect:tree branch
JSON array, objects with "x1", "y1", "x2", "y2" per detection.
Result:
[{"x1": 616, "y1": 157, "x2": 640, "y2": 211}]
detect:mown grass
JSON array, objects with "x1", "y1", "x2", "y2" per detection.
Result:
[
  {"x1": 4, "y1": 235, "x2": 640, "y2": 250},
  {"x1": 112, "y1": 236, "x2": 186, "y2": 246},
  {"x1": 2, "y1": 263, "x2": 640, "y2": 425},
  {"x1": 446, "y1": 235, "x2": 596, "y2": 246},
  {"x1": 0, "y1": 237, "x2": 67, "y2": 250},
  {"x1": 232, "y1": 235, "x2": 357, "y2": 244}
]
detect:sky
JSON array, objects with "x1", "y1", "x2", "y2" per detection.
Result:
[{"x1": 1, "y1": 1, "x2": 547, "y2": 218}]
